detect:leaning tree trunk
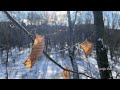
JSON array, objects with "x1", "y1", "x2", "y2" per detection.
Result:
[
  {"x1": 93, "y1": 11, "x2": 113, "y2": 79},
  {"x1": 67, "y1": 11, "x2": 79, "y2": 79}
]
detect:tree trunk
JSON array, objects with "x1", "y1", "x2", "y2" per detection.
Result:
[
  {"x1": 5, "y1": 47, "x2": 9, "y2": 79},
  {"x1": 109, "y1": 46, "x2": 113, "y2": 60},
  {"x1": 67, "y1": 11, "x2": 79, "y2": 79},
  {"x1": 93, "y1": 11, "x2": 113, "y2": 79}
]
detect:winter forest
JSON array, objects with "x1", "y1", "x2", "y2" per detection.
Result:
[{"x1": 0, "y1": 11, "x2": 120, "y2": 79}]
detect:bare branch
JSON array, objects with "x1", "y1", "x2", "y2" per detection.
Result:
[
  {"x1": 73, "y1": 11, "x2": 78, "y2": 29},
  {"x1": 3, "y1": 11, "x2": 95, "y2": 79},
  {"x1": 3, "y1": 11, "x2": 34, "y2": 40}
]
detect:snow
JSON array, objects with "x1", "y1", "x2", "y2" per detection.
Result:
[
  {"x1": 0, "y1": 46, "x2": 120, "y2": 79},
  {"x1": 97, "y1": 38, "x2": 108, "y2": 51},
  {"x1": 98, "y1": 38, "x2": 103, "y2": 41},
  {"x1": 97, "y1": 38, "x2": 104, "y2": 45}
]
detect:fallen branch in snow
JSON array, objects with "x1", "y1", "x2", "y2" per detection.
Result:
[{"x1": 3, "y1": 11, "x2": 95, "y2": 79}]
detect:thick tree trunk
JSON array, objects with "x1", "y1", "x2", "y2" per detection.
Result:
[
  {"x1": 93, "y1": 11, "x2": 113, "y2": 79},
  {"x1": 67, "y1": 11, "x2": 79, "y2": 79}
]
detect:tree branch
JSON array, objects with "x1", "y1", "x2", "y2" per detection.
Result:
[
  {"x1": 3, "y1": 11, "x2": 95, "y2": 79},
  {"x1": 3, "y1": 11, "x2": 34, "y2": 40},
  {"x1": 72, "y1": 11, "x2": 78, "y2": 29}
]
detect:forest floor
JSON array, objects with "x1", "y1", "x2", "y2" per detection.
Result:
[{"x1": 0, "y1": 46, "x2": 119, "y2": 79}]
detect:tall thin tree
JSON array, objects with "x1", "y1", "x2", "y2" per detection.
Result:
[{"x1": 67, "y1": 11, "x2": 79, "y2": 79}]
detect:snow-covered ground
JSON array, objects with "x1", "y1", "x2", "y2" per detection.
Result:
[{"x1": 0, "y1": 46, "x2": 120, "y2": 79}]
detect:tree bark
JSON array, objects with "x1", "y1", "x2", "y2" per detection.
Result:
[
  {"x1": 5, "y1": 46, "x2": 9, "y2": 79},
  {"x1": 67, "y1": 11, "x2": 79, "y2": 79},
  {"x1": 93, "y1": 11, "x2": 113, "y2": 79},
  {"x1": 4, "y1": 11, "x2": 94, "y2": 79}
]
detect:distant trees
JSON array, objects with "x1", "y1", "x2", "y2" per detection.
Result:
[
  {"x1": 1, "y1": 11, "x2": 120, "y2": 79},
  {"x1": 104, "y1": 11, "x2": 120, "y2": 78}
]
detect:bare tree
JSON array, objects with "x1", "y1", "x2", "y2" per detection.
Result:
[
  {"x1": 67, "y1": 11, "x2": 79, "y2": 79},
  {"x1": 93, "y1": 11, "x2": 113, "y2": 79},
  {"x1": 3, "y1": 11, "x2": 95, "y2": 79}
]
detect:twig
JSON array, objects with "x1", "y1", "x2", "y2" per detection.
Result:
[
  {"x1": 3, "y1": 11, "x2": 95, "y2": 79},
  {"x1": 3, "y1": 11, "x2": 34, "y2": 40}
]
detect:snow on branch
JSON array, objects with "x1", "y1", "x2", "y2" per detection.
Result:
[{"x1": 97, "y1": 38, "x2": 108, "y2": 50}]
